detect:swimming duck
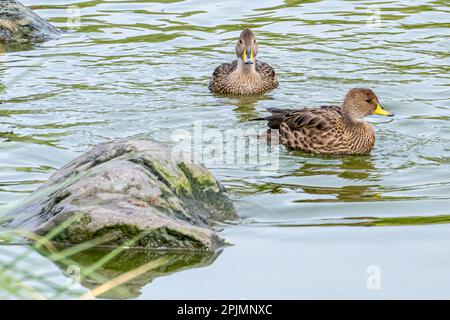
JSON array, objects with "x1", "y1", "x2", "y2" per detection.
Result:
[
  {"x1": 209, "y1": 29, "x2": 278, "y2": 95},
  {"x1": 258, "y1": 88, "x2": 394, "y2": 155}
]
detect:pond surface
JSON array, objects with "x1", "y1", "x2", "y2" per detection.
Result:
[{"x1": 1, "y1": 0, "x2": 450, "y2": 299}]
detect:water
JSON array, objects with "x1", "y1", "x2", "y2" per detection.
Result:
[{"x1": 1, "y1": 0, "x2": 450, "y2": 299}]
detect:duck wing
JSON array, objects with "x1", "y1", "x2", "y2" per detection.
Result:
[
  {"x1": 274, "y1": 106, "x2": 347, "y2": 153},
  {"x1": 208, "y1": 61, "x2": 237, "y2": 92},
  {"x1": 255, "y1": 61, "x2": 278, "y2": 88},
  {"x1": 264, "y1": 105, "x2": 342, "y2": 131},
  {"x1": 284, "y1": 105, "x2": 343, "y2": 132}
]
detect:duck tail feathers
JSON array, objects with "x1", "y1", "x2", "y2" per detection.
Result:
[
  {"x1": 249, "y1": 109, "x2": 288, "y2": 130},
  {"x1": 265, "y1": 107, "x2": 285, "y2": 114}
]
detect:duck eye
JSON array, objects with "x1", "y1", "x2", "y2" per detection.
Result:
[
  {"x1": 366, "y1": 98, "x2": 371, "y2": 103},
  {"x1": 239, "y1": 40, "x2": 242, "y2": 44},
  {"x1": 254, "y1": 39, "x2": 256, "y2": 43}
]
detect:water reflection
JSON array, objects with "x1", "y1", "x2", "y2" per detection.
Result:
[
  {"x1": 273, "y1": 214, "x2": 450, "y2": 227},
  {"x1": 0, "y1": 42, "x2": 35, "y2": 54},
  {"x1": 292, "y1": 154, "x2": 378, "y2": 181},
  {"x1": 37, "y1": 246, "x2": 221, "y2": 299},
  {"x1": 234, "y1": 154, "x2": 381, "y2": 202},
  {"x1": 294, "y1": 184, "x2": 380, "y2": 203},
  {"x1": 0, "y1": 44, "x2": 4, "y2": 93},
  {"x1": 0, "y1": 130, "x2": 60, "y2": 147},
  {"x1": 213, "y1": 93, "x2": 275, "y2": 122}
]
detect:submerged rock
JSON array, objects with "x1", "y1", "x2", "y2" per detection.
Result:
[
  {"x1": 0, "y1": 0, "x2": 60, "y2": 43},
  {"x1": 9, "y1": 139, "x2": 237, "y2": 251}
]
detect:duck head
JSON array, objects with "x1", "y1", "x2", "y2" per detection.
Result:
[
  {"x1": 235, "y1": 29, "x2": 258, "y2": 66},
  {"x1": 342, "y1": 88, "x2": 394, "y2": 121}
]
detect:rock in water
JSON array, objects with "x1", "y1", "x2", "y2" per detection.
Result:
[
  {"x1": 0, "y1": 0, "x2": 60, "y2": 43},
  {"x1": 8, "y1": 139, "x2": 237, "y2": 251}
]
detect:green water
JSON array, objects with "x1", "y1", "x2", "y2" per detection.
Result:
[{"x1": 1, "y1": 0, "x2": 450, "y2": 299}]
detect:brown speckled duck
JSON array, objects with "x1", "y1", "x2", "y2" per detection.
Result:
[
  {"x1": 259, "y1": 88, "x2": 394, "y2": 155},
  {"x1": 209, "y1": 29, "x2": 278, "y2": 95}
]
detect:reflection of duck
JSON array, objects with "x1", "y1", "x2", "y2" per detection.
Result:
[
  {"x1": 209, "y1": 29, "x2": 278, "y2": 95},
  {"x1": 294, "y1": 155, "x2": 377, "y2": 181},
  {"x1": 257, "y1": 88, "x2": 394, "y2": 155},
  {"x1": 293, "y1": 155, "x2": 380, "y2": 202},
  {"x1": 296, "y1": 185, "x2": 375, "y2": 203},
  {"x1": 38, "y1": 246, "x2": 220, "y2": 299},
  {"x1": 217, "y1": 93, "x2": 274, "y2": 122}
]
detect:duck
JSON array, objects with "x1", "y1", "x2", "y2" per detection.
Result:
[
  {"x1": 209, "y1": 29, "x2": 278, "y2": 95},
  {"x1": 257, "y1": 88, "x2": 394, "y2": 155}
]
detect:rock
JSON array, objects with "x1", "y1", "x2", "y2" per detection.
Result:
[
  {"x1": 8, "y1": 139, "x2": 237, "y2": 251},
  {"x1": 0, "y1": 0, "x2": 60, "y2": 43}
]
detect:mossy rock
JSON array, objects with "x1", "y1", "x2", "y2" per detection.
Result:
[
  {"x1": 0, "y1": 0, "x2": 60, "y2": 43},
  {"x1": 8, "y1": 139, "x2": 237, "y2": 251}
]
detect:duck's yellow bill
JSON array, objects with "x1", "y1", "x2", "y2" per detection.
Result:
[
  {"x1": 243, "y1": 48, "x2": 254, "y2": 64},
  {"x1": 374, "y1": 103, "x2": 394, "y2": 117}
]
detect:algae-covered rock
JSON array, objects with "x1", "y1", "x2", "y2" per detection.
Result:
[
  {"x1": 0, "y1": 0, "x2": 60, "y2": 43},
  {"x1": 9, "y1": 139, "x2": 237, "y2": 251}
]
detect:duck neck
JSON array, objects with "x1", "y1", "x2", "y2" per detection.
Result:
[
  {"x1": 342, "y1": 112, "x2": 373, "y2": 143},
  {"x1": 342, "y1": 111, "x2": 374, "y2": 144},
  {"x1": 235, "y1": 58, "x2": 257, "y2": 75},
  {"x1": 343, "y1": 112, "x2": 365, "y2": 126},
  {"x1": 342, "y1": 103, "x2": 367, "y2": 126}
]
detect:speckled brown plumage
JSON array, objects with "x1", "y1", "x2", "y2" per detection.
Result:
[
  {"x1": 209, "y1": 60, "x2": 278, "y2": 95},
  {"x1": 209, "y1": 29, "x2": 278, "y2": 95},
  {"x1": 259, "y1": 88, "x2": 394, "y2": 155}
]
